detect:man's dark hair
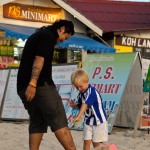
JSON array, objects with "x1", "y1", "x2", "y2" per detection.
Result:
[
  {"x1": 37, "y1": 19, "x2": 74, "y2": 35},
  {"x1": 51, "y1": 19, "x2": 74, "y2": 35}
]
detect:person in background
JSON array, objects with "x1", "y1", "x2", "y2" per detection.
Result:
[
  {"x1": 70, "y1": 69, "x2": 108, "y2": 150},
  {"x1": 17, "y1": 19, "x2": 76, "y2": 150}
]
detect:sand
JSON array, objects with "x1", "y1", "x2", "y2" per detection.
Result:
[{"x1": 0, "y1": 121, "x2": 150, "y2": 150}]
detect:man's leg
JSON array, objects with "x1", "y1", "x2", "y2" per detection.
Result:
[
  {"x1": 84, "y1": 140, "x2": 91, "y2": 150},
  {"x1": 54, "y1": 127, "x2": 76, "y2": 150},
  {"x1": 29, "y1": 133, "x2": 44, "y2": 150},
  {"x1": 18, "y1": 89, "x2": 46, "y2": 150}
]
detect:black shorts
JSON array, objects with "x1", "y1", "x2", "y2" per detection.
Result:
[{"x1": 18, "y1": 82, "x2": 68, "y2": 134}]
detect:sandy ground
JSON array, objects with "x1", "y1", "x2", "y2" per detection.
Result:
[{"x1": 0, "y1": 121, "x2": 150, "y2": 150}]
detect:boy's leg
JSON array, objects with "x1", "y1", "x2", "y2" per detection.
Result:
[
  {"x1": 83, "y1": 124, "x2": 93, "y2": 150},
  {"x1": 92, "y1": 142, "x2": 100, "y2": 149},
  {"x1": 29, "y1": 133, "x2": 44, "y2": 150},
  {"x1": 55, "y1": 127, "x2": 76, "y2": 150}
]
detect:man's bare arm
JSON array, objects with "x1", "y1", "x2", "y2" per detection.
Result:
[
  {"x1": 29, "y1": 56, "x2": 44, "y2": 86},
  {"x1": 25, "y1": 56, "x2": 44, "y2": 101}
]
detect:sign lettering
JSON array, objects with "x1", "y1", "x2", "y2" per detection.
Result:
[
  {"x1": 116, "y1": 36, "x2": 150, "y2": 48},
  {"x1": 3, "y1": 3, "x2": 63, "y2": 24}
]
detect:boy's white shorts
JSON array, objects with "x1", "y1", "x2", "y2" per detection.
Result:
[{"x1": 83, "y1": 121, "x2": 108, "y2": 142}]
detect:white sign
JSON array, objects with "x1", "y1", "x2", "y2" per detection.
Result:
[
  {"x1": 1, "y1": 69, "x2": 29, "y2": 120},
  {"x1": 0, "y1": 69, "x2": 9, "y2": 108},
  {"x1": 1, "y1": 64, "x2": 78, "y2": 120}
]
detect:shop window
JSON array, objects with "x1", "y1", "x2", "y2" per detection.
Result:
[
  {"x1": 67, "y1": 50, "x2": 81, "y2": 63},
  {"x1": 53, "y1": 49, "x2": 81, "y2": 64},
  {"x1": 0, "y1": 34, "x2": 82, "y2": 67},
  {"x1": 144, "y1": 49, "x2": 150, "y2": 59},
  {"x1": 53, "y1": 49, "x2": 67, "y2": 64}
]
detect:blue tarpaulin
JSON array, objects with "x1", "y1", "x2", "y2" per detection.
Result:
[
  {"x1": 0, "y1": 23, "x2": 36, "y2": 40},
  {"x1": 0, "y1": 24, "x2": 115, "y2": 53},
  {"x1": 55, "y1": 33, "x2": 116, "y2": 53}
]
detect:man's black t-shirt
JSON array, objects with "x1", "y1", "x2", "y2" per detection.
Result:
[{"x1": 17, "y1": 28, "x2": 58, "y2": 93}]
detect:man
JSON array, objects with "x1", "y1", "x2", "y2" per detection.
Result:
[{"x1": 17, "y1": 20, "x2": 76, "y2": 150}]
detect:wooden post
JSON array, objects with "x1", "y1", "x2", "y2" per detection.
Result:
[
  {"x1": 77, "y1": 49, "x2": 87, "y2": 69},
  {"x1": 82, "y1": 49, "x2": 87, "y2": 64},
  {"x1": 77, "y1": 61, "x2": 82, "y2": 69},
  {"x1": 132, "y1": 92, "x2": 147, "y2": 138}
]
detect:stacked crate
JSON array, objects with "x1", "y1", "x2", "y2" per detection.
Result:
[{"x1": 0, "y1": 30, "x2": 14, "y2": 68}]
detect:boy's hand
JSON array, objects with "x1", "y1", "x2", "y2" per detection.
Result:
[
  {"x1": 74, "y1": 116, "x2": 80, "y2": 122},
  {"x1": 69, "y1": 116, "x2": 80, "y2": 122}
]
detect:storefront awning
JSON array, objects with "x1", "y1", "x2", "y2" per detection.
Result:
[
  {"x1": 0, "y1": 23, "x2": 36, "y2": 40},
  {"x1": 0, "y1": 24, "x2": 115, "y2": 53},
  {"x1": 55, "y1": 34, "x2": 115, "y2": 53}
]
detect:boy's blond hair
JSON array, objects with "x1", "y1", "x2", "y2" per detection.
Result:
[{"x1": 71, "y1": 69, "x2": 89, "y2": 86}]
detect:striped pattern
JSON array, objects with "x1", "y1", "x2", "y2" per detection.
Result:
[{"x1": 77, "y1": 84, "x2": 107, "y2": 125}]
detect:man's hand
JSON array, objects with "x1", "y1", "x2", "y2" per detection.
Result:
[{"x1": 25, "y1": 85, "x2": 36, "y2": 101}]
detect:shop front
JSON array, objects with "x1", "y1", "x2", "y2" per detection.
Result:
[
  {"x1": 0, "y1": 25, "x2": 115, "y2": 67},
  {"x1": 0, "y1": 23, "x2": 37, "y2": 67},
  {"x1": 0, "y1": 1, "x2": 64, "y2": 68},
  {"x1": 55, "y1": 33, "x2": 115, "y2": 64},
  {"x1": 0, "y1": 1, "x2": 115, "y2": 68}
]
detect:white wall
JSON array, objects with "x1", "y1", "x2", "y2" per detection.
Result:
[{"x1": 64, "y1": 11, "x2": 86, "y2": 34}]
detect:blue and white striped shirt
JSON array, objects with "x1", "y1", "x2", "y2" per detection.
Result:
[{"x1": 77, "y1": 84, "x2": 107, "y2": 125}]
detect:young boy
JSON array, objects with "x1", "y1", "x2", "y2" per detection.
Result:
[{"x1": 70, "y1": 69, "x2": 108, "y2": 150}]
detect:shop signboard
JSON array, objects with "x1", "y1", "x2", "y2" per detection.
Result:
[
  {"x1": 3, "y1": 3, "x2": 63, "y2": 24},
  {"x1": 70, "y1": 52, "x2": 142, "y2": 133},
  {"x1": 52, "y1": 64, "x2": 81, "y2": 129},
  {"x1": 115, "y1": 36, "x2": 150, "y2": 58},
  {"x1": 116, "y1": 36, "x2": 150, "y2": 49},
  {"x1": 1, "y1": 69, "x2": 29, "y2": 120}
]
